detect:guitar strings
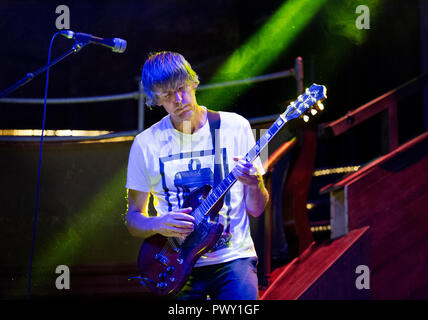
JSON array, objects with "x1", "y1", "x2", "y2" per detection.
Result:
[
  {"x1": 156, "y1": 191, "x2": 230, "y2": 257},
  {"x1": 157, "y1": 166, "x2": 250, "y2": 257},
  {"x1": 157, "y1": 208, "x2": 203, "y2": 256}
]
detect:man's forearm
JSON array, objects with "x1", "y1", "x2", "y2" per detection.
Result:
[
  {"x1": 245, "y1": 182, "x2": 269, "y2": 217},
  {"x1": 126, "y1": 209, "x2": 159, "y2": 239}
]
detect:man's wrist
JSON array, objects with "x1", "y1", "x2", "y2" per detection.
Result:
[{"x1": 248, "y1": 175, "x2": 264, "y2": 190}]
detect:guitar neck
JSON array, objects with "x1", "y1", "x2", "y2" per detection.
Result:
[
  {"x1": 192, "y1": 83, "x2": 327, "y2": 225},
  {"x1": 193, "y1": 114, "x2": 289, "y2": 224}
]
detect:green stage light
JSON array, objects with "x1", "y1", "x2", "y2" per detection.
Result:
[
  {"x1": 315, "y1": 0, "x2": 383, "y2": 81},
  {"x1": 197, "y1": 0, "x2": 327, "y2": 110},
  {"x1": 324, "y1": 0, "x2": 382, "y2": 46},
  {"x1": 16, "y1": 165, "x2": 127, "y2": 296}
]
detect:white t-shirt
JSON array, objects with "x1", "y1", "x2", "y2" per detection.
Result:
[{"x1": 126, "y1": 107, "x2": 265, "y2": 267}]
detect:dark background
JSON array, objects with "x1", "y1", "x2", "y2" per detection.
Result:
[
  {"x1": 0, "y1": 0, "x2": 426, "y2": 166},
  {"x1": 0, "y1": 0, "x2": 427, "y2": 299}
]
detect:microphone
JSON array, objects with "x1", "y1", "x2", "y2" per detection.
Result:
[{"x1": 60, "y1": 30, "x2": 127, "y2": 53}]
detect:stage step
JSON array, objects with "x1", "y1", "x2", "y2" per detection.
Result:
[
  {"x1": 262, "y1": 131, "x2": 428, "y2": 299},
  {"x1": 322, "y1": 131, "x2": 428, "y2": 299},
  {"x1": 261, "y1": 226, "x2": 370, "y2": 300}
]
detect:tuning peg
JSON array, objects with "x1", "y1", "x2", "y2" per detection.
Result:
[
  {"x1": 303, "y1": 115, "x2": 310, "y2": 122},
  {"x1": 317, "y1": 101, "x2": 324, "y2": 111},
  {"x1": 310, "y1": 108, "x2": 317, "y2": 115}
]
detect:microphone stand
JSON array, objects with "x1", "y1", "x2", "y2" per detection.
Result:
[
  {"x1": 0, "y1": 41, "x2": 88, "y2": 98},
  {"x1": 0, "y1": 35, "x2": 90, "y2": 300}
]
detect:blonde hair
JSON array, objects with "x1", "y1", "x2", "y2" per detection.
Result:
[{"x1": 141, "y1": 51, "x2": 199, "y2": 107}]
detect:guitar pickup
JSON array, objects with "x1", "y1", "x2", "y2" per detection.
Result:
[{"x1": 154, "y1": 253, "x2": 169, "y2": 266}]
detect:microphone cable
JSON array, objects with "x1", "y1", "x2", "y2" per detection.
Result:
[{"x1": 27, "y1": 31, "x2": 62, "y2": 299}]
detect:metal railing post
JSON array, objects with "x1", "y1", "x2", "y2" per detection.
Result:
[
  {"x1": 295, "y1": 56, "x2": 304, "y2": 95},
  {"x1": 137, "y1": 79, "x2": 145, "y2": 132}
]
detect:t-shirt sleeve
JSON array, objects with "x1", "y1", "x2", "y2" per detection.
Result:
[
  {"x1": 241, "y1": 118, "x2": 266, "y2": 176},
  {"x1": 125, "y1": 136, "x2": 152, "y2": 192}
]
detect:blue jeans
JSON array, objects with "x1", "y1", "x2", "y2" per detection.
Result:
[{"x1": 175, "y1": 257, "x2": 259, "y2": 300}]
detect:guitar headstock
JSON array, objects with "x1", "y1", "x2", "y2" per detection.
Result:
[{"x1": 281, "y1": 84, "x2": 327, "y2": 123}]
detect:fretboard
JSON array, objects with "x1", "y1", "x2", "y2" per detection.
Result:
[{"x1": 192, "y1": 114, "x2": 289, "y2": 225}]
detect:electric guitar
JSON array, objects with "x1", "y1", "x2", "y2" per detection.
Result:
[{"x1": 133, "y1": 83, "x2": 327, "y2": 296}]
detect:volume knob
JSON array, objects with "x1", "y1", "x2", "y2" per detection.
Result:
[
  {"x1": 166, "y1": 266, "x2": 175, "y2": 273},
  {"x1": 157, "y1": 282, "x2": 168, "y2": 289}
]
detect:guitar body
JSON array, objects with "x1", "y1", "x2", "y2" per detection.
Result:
[{"x1": 137, "y1": 184, "x2": 225, "y2": 296}]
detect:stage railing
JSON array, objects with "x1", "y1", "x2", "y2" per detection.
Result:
[
  {"x1": 0, "y1": 57, "x2": 303, "y2": 133},
  {"x1": 319, "y1": 72, "x2": 428, "y2": 154}
]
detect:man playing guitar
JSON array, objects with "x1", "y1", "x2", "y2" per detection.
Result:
[{"x1": 126, "y1": 51, "x2": 269, "y2": 300}]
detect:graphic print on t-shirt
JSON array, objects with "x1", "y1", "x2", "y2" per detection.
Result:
[
  {"x1": 159, "y1": 147, "x2": 232, "y2": 250},
  {"x1": 174, "y1": 158, "x2": 213, "y2": 203}
]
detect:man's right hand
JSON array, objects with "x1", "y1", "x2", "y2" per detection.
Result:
[
  {"x1": 127, "y1": 189, "x2": 196, "y2": 239},
  {"x1": 154, "y1": 207, "x2": 195, "y2": 238}
]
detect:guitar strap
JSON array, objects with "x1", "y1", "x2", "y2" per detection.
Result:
[
  {"x1": 206, "y1": 109, "x2": 223, "y2": 188},
  {"x1": 207, "y1": 109, "x2": 233, "y2": 251}
]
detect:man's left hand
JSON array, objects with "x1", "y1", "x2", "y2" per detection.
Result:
[{"x1": 233, "y1": 156, "x2": 263, "y2": 188}]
